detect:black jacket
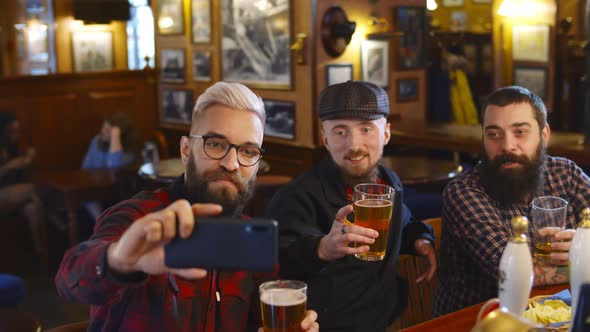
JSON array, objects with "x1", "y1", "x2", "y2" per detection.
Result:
[{"x1": 266, "y1": 157, "x2": 433, "y2": 332}]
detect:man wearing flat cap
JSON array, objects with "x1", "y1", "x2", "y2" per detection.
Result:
[{"x1": 266, "y1": 81, "x2": 437, "y2": 332}]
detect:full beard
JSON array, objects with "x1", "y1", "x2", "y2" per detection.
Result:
[
  {"x1": 479, "y1": 143, "x2": 546, "y2": 208},
  {"x1": 184, "y1": 155, "x2": 256, "y2": 217},
  {"x1": 336, "y1": 150, "x2": 380, "y2": 188}
]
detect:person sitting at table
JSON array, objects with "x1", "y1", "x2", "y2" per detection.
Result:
[
  {"x1": 80, "y1": 112, "x2": 137, "y2": 222},
  {"x1": 266, "y1": 80, "x2": 437, "y2": 332},
  {"x1": 82, "y1": 112, "x2": 136, "y2": 169},
  {"x1": 432, "y1": 86, "x2": 590, "y2": 316},
  {"x1": 0, "y1": 111, "x2": 45, "y2": 262},
  {"x1": 55, "y1": 82, "x2": 319, "y2": 332}
]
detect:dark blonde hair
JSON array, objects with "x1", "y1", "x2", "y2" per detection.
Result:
[{"x1": 106, "y1": 112, "x2": 136, "y2": 153}]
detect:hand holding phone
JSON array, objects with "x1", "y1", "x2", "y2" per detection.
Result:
[{"x1": 165, "y1": 218, "x2": 278, "y2": 272}]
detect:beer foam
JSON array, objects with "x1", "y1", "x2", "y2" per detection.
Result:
[
  {"x1": 355, "y1": 199, "x2": 392, "y2": 207},
  {"x1": 260, "y1": 289, "x2": 306, "y2": 306}
]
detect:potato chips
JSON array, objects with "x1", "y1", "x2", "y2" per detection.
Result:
[{"x1": 524, "y1": 299, "x2": 571, "y2": 325}]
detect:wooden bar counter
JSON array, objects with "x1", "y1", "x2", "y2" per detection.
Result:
[
  {"x1": 400, "y1": 283, "x2": 568, "y2": 332},
  {"x1": 389, "y1": 118, "x2": 590, "y2": 168}
]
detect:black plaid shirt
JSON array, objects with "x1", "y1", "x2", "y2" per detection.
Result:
[{"x1": 432, "y1": 156, "x2": 590, "y2": 316}]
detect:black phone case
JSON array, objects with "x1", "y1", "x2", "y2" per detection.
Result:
[{"x1": 164, "y1": 218, "x2": 278, "y2": 272}]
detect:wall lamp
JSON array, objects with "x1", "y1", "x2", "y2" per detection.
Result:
[{"x1": 321, "y1": 6, "x2": 356, "y2": 58}]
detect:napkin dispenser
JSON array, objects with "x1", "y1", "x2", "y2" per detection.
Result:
[{"x1": 571, "y1": 283, "x2": 590, "y2": 332}]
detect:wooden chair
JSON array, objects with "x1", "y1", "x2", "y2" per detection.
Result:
[
  {"x1": 388, "y1": 217, "x2": 442, "y2": 331},
  {"x1": 44, "y1": 320, "x2": 89, "y2": 332},
  {"x1": 423, "y1": 217, "x2": 442, "y2": 252},
  {"x1": 152, "y1": 130, "x2": 169, "y2": 160}
]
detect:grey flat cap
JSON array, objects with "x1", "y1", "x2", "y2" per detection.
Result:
[{"x1": 318, "y1": 80, "x2": 390, "y2": 121}]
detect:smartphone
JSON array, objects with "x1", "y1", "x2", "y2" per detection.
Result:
[{"x1": 164, "y1": 218, "x2": 278, "y2": 272}]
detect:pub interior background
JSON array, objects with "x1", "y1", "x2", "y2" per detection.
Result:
[{"x1": 1, "y1": 0, "x2": 589, "y2": 330}]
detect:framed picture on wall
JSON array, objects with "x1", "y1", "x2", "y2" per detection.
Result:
[
  {"x1": 263, "y1": 100, "x2": 295, "y2": 140},
  {"x1": 394, "y1": 6, "x2": 426, "y2": 70},
  {"x1": 193, "y1": 50, "x2": 211, "y2": 81},
  {"x1": 512, "y1": 24, "x2": 550, "y2": 63},
  {"x1": 396, "y1": 78, "x2": 419, "y2": 102},
  {"x1": 161, "y1": 88, "x2": 194, "y2": 125},
  {"x1": 472, "y1": 0, "x2": 491, "y2": 3},
  {"x1": 361, "y1": 40, "x2": 389, "y2": 88},
  {"x1": 326, "y1": 64, "x2": 353, "y2": 86},
  {"x1": 513, "y1": 66, "x2": 547, "y2": 100},
  {"x1": 191, "y1": 0, "x2": 211, "y2": 43},
  {"x1": 157, "y1": 0, "x2": 184, "y2": 35},
  {"x1": 221, "y1": 0, "x2": 291, "y2": 89},
  {"x1": 71, "y1": 31, "x2": 113, "y2": 72},
  {"x1": 442, "y1": 0, "x2": 464, "y2": 7},
  {"x1": 26, "y1": 27, "x2": 49, "y2": 63},
  {"x1": 160, "y1": 48, "x2": 185, "y2": 84}
]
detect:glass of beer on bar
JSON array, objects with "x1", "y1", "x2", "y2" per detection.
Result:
[
  {"x1": 353, "y1": 183, "x2": 395, "y2": 261},
  {"x1": 531, "y1": 196, "x2": 568, "y2": 263},
  {"x1": 259, "y1": 280, "x2": 307, "y2": 332}
]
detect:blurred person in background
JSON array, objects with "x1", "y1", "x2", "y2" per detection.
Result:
[{"x1": 0, "y1": 111, "x2": 45, "y2": 262}]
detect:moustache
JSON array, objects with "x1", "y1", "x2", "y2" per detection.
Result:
[
  {"x1": 493, "y1": 153, "x2": 529, "y2": 165},
  {"x1": 203, "y1": 168, "x2": 247, "y2": 191}
]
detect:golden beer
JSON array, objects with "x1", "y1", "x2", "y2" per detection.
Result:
[
  {"x1": 259, "y1": 281, "x2": 307, "y2": 332},
  {"x1": 354, "y1": 198, "x2": 393, "y2": 261},
  {"x1": 534, "y1": 242, "x2": 552, "y2": 261}
]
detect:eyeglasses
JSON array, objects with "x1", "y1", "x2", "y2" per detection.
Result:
[{"x1": 189, "y1": 134, "x2": 265, "y2": 167}]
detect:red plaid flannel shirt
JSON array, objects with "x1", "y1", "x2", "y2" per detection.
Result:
[{"x1": 55, "y1": 177, "x2": 272, "y2": 332}]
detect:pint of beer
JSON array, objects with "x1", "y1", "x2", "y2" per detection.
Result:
[
  {"x1": 259, "y1": 280, "x2": 307, "y2": 332},
  {"x1": 353, "y1": 183, "x2": 395, "y2": 261}
]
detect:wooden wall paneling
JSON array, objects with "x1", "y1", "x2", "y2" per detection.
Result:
[
  {"x1": 28, "y1": 93, "x2": 82, "y2": 169},
  {"x1": 0, "y1": 70, "x2": 157, "y2": 169}
]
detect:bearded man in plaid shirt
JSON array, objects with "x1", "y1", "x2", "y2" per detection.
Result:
[
  {"x1": 433, "y1": 86, "x2": 590, "y2": 316},
  {"x1": 55, "y1": 82, "x2": 319, "y2": 332}
]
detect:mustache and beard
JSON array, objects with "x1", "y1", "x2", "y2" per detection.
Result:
[
  {"x1": 184, "y1": 153, "x2": 256, "y2": 217},
  {"x1": 337, "y1": 149, "x2": 380, "y2": 189},
  {"x1": 479, "y1": 141, "x2": 546, "y2": 208}
]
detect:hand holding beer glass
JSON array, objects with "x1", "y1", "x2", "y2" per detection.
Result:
[
  {"x1": 259, "y1": 280, "x2": 308, "y2": 332},
  {"x1": 531, "y1": 196, "x2": 568, "y2": 264},
  {"x1": 353, "y1": 183, "x2": 395, "y2": 261}
]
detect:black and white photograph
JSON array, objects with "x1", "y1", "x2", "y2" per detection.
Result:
[
  {"x1": 512, "y1": 24, "x2": 550, "y2": 63},
  {"x1": 160, "y1": 48, "x2": 185, "y2": 84},
  {"x1": 221, "y1": 0, "x2": 291, "y2": 89},
  {"x1": 193, "y1": 50, "x2": 211, "y2": 81},
  {"x1": 394, "y1": 6, "x2": 426, "y2": 70},
  {"x1": 263, "y1": 100, "x2": 295, "y2": 140},
  {"x1": 157, "y1": 0, "x2": 184, "y2": 35},
  {"x1": 161, "y1": 88, "x2": 194, "y2": 125},
  {"x1": 396, "y1": 78, "x2": 419, "y2": 102},
  {"x1": 71, "y1": 31, "x2": 113, "y2": 72},
  {"x1": 361, "y1": 40, "x2": 389, "y2": 88},
  {"x1": 192, "y1": 0, "x2": 211, "y2": 43},
  {"x1": 513, "y1": 66, "x2": 547, "y2": 100},
  {"x1": 326, "y1": 64, "x2": 353, "y2": 86}
]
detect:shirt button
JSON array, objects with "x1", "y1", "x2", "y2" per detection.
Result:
[{"x1": 96, "y1": 265, "x2": 102, "y2": 276}]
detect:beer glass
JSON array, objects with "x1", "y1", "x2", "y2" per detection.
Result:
[
  {"x1": 531, "y1": 196, "x2": 568, "y2": 263},
  {"x1": 353, "y1": 183, "x2": 395, "y2": 261},
  {"x1": 259, "y1": 280, "x2": 307, "y2": 332}
]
